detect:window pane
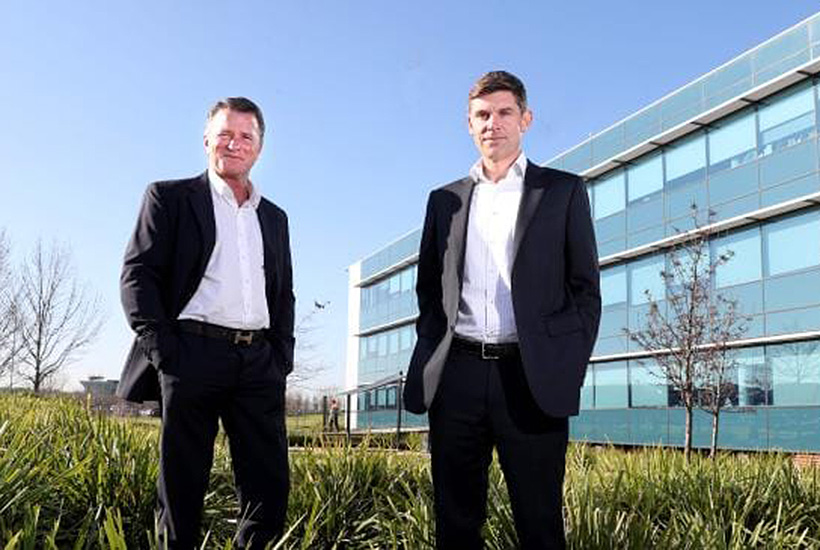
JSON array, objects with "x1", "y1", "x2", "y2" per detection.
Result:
[
  {"x1": 714, "y1": 227, "x2": 762, "y2": 288},
  {"x1": 595, "y1": 361, "x2": 628, "y2": 408},
  {"x1": 400, "y1": 326, "x2": 414, "y2": 350},
  {"x1": 709, "y1": 111, "x2": 757, "y2": 172},
  {"x1": 389, "y1": 273, "x2": 401, "y2": 294},
  {"x1": 765, "y1": 211, "x2": 820, "y2": 276},
  {"x1": 759, "y1": 83, "x2": 815, "y2": 156},
  {"x1": 594, "y1": 171, "x2": 625, "y2": 220},
  {"x1": 401, "y1": 268, "x2": 414, "y2": 292},
  {"x1": 630, "y1": 359, "x2": 668, "y2": 407},
  {"x1": 628, "y1": 154, "x2": 663, "y2": 202},
  {"x1": 769, "y1": 340, "x2": 820, "y2": 406},
  {"x1": 665, "y1": 133, "x2": 706, "y2": 187},
  {"x1": 629, "y1": 256, "x2": 666, "y2": 305},
  {"x1": 601, "y1": 266, "x2": 627, "y2": 306},
  {"x1": 389, "y1": 331, "x2": 399, "y2": 354},
  {"x1": 737, "y1": 348, "x2": 769, "y2": 406}
]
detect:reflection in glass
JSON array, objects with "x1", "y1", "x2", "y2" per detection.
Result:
[
  {"x1": 601, "y1": 266, "x2": 627, "y2": 307},
  {"x1": 769, "y1": 340, "x2": 820, "y2": 406},
  {"x1": 713, "y1": 227, "x2": 762, "y2": 288},
  {"x1": 593, "y1": 171, "x2": 626, "y2": 220},
  {"x1": 629, "y1": 255, "x2": 666, "y2": 305},
  {"x1": 709, "y1": 111, "x2": 757, "y2": 173},
  {"x1": 758, "y1": 83, "x2": 815, "y2": 156},
  {"x1": 666, "y1": 133, "x2": 706, "y2": 187},
  {"x1": 765, "y1": 210, "x2": 820, "y2": 276}
]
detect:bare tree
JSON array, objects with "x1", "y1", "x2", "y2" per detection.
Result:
[
  {"x1": 15, "y1": 240, "x2": 104, "y2": 393},
  {"x1": 288, "y1": 300, "x2": 331, "y2": 389},
  {"x1": 696, "y1": 294, "x2": 748, "y2": 457},
  {"x1": 626, "y1": 208, "x2": 749, "y2": 459},
  {"x1": 0, "y1": 230, "x2": 21, "y2": 379}
]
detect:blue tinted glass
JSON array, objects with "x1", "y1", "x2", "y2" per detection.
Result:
[
  {"x1": 628, "y1": 153, "x2": 663, "y2": 202},
  {"x1": 629, "y1": 255, "x2": 665, "y2": 305},
  {"x1": 593, "y1": 171, "x2": 626, "y2": 220},
  {"x1": 666, "y1": 133, "x2": 706, "y2": 186},
  {"x1": 709, "y1": 111, "x2": 756, "y2": 172},
  {"x1": 630, "y1": 359, "x2": 667, "y2": 407},
  {"x1": 736, "y1": 348, "x2": 768, "y2": 406},
  {"x1": 713, "y1": 227, "x2": 762, "y2": 288},
  {"x1": 764, "y1": 269, "x2": 820, "y2": 311},
  {"x1": 759, "y1": 140, "x2": 817, "y2": 190},
  {"x1": 580, "y1": 367, "x2": 594, "y2": 410},
  {"x1": 595, "y1": 361, "x2": 628, "y2": 408},
  {"x1": 759, "y1": 83, "x2": 815, "y2": 156},
  {"x1": 708, "y1": 163, "x2": 758, "y2": 206},
  {"x1": 765, "y1": 210, "x2": 820, "y2": 276},
  {"x1": 769, "y1": 340, "x2": 820, "y2": 406},
  {"x1": 601, "y1": 266, "x2": 627, "y2": 306},
  {"x1": 599, "y1": 306, "x2": 628, "y2": 338},
  {"x1": 705, "y1": 57, "x2": 753, "y2": 99},
  {"x1": 754, "y1": 26, "x2": 809, "y2": 72}
]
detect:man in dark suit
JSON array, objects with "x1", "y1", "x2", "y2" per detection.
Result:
[
  {"x1": 403, "y1": 71, "x2": 601, "y2": 549},
  {"x1": 118, "y1": 97, "x2": 294, "y2": 549}
]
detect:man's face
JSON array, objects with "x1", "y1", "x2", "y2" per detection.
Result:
[
  {"x1": 468, "y1": 90, "x2": 532, "y2": 165},
  {"x1": 204, "y1": 108, "x2": 262, "y2": 180}
]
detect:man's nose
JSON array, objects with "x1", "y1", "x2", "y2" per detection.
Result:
[{"x1": 227, "y1": 138, "x2": 240, "y2": 150}]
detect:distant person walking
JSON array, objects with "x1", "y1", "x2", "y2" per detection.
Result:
[
  {"x1": 328, "y1": 397, "x2": 340, "y2": 431},
  {"x1": 118, "y1": 97, "x2": 295, "y2": 549},
  {"x1": 403, "y1": 71, "x2": 601, "y2": 549}
]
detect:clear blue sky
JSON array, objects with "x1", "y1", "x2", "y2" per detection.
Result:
[{"x1": 1, "y1": 1, "x2": 818, "y2": 392}]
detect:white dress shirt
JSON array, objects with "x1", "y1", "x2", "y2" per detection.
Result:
[
  {"x1": 178, "y1": 171, "x2": 269, "y2": 330},
  {"x1": 454, "y1": 151, "x2": 527, "y2": 343}
]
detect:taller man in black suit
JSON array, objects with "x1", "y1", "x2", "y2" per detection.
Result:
[
  {"x1": 404, "y1": 72, "x2": 601, "y2": 549},
  {"x1": 118, "y1": 97, "x2": 294, "y2": 549}
]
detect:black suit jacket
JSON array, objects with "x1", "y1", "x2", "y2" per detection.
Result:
[
  {"x1": 117, "y1": 172, "x2": 295, "y2": 402},
  {"x1": 403, "y1": 162, "x2": 601, "y2": 418}
]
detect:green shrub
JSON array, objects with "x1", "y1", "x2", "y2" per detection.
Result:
[{"x1": 0, "y1": 395, "x2": 819, "y2": 548}]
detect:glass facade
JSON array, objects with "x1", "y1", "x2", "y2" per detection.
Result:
[
  {"x1": 359, "y1": 264, "x2": 418, "y2": 332},
  {"x1": 350, "y1": 14, "x2": 820, "y2": 450},
  {"x1": 590, "y1": 80, "x2": 820, "y2": 260},
  {"x1": 548, "y1": 13, "x2": 820, "y2": 175}
]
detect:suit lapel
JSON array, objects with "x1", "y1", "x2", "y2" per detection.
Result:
[
  {"x1": 448, "y1": 177, "x2": 476, "y2": 285},
  {"x1": 189, "y1": 172, "x2": 216, "y2": 280},
  {"x1": 512, "y1": 161, "x2": 547, "y2": 264}
]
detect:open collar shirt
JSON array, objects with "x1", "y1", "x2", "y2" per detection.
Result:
[
  {"x1": 178, "y1": 171, "x2": 269, "y2": 330},
  {"x1": 454, "y1": 151, "x2": 527, "y2": 344}
]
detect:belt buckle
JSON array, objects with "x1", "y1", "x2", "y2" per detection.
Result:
[
  {"x1": 234, "y1": 331, "x2": 254, "y2": 346},
  {"x1": 481, "y1": 342, "x2": 500, "y2": 360}
]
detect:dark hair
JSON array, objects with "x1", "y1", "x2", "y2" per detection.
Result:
[
  {"x1": 207, "y1": 97, "x2": 266, "y2": 142},
  {"x1": 468, "y1": 71, "x2": 528, "y2": 113}
]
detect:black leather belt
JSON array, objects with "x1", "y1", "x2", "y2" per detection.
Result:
[
  {"x1": 451, "y1": 336, "x2": 520, "y2": 360},
  {"x1": 178, "y1": 319, "x2": 266, "y2": 346}
]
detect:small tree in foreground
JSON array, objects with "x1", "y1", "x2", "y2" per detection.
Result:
[{"x1": 626, "y1": 208, "x2": 749, "y2": 459}]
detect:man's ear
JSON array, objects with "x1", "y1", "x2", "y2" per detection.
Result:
[{"x1": 521, "y1": 109, "x2": 533, "y2": 133}]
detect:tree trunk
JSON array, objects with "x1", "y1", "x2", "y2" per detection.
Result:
[
  {"x1": 684, "y1": 402, "x2": 693, "y2": 461},
  {"x1": 709, "y1": 409, "x2": 720, "y2": 458}
]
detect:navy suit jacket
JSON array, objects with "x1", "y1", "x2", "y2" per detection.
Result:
[
  {"x1": 403, "y1": 162, "x2": 601, "y2": 418},
  {"x1": 117, "y1": 172, "x2": 295, "y2": 402}
]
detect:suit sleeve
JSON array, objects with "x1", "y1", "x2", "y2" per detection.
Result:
[
  {"x1": 565, "y1": 179, "x2": 601, "y2": 346},
  {"x1": 415, "y1": 191, "x2": 446, "y2": 340},
  {"x1": 270, "y1": 210, "x2": 296, "y2": 374},
  {"x1": 120, "y1": 183, "x2": 177, "y2": 363}
]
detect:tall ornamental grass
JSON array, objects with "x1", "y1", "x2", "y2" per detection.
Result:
[{"x1": 0, "y1": 394, "x2": 819, "y2": 548}]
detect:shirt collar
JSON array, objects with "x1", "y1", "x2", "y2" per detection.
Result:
[
  {"x1": 470, "y1": 151, "x2": 528, "y2": 188},
  {"x1": 208, "y1": 170, "x2": 261, "y2": 208}
]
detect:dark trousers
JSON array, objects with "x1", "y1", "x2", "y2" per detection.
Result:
[
  {"x1": 158, "y1": 331, "x2": 289, "y2": 549},
  {"x1": 428, "y1": 346, "x2": 569, "y2": 550}
]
